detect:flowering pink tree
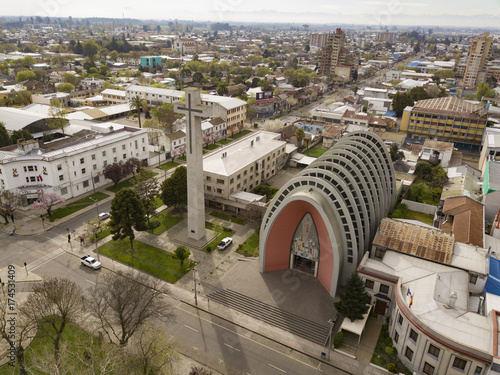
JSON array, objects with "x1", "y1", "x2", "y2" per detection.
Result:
[{"x1": 32, "y1": 192, "x2": 65, "y2": 218}]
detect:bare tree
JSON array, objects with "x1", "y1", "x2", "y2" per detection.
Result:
[
  {"x1": 0, "y1": 189, "x2": 21, "y2": 223},
  {"x1": 128, "y1": 324, "x2": 177, "y2": 375},
  {"x1": 0, "y1": 285, "x2": 37, "y2": 375},
  {"x1": 19, "y1": 278, "x2": 85, "y2": 370},
  {"x1": 88, "y1": 271, "x2": 173, "y2": 346}
]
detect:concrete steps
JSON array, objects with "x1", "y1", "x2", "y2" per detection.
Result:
[{"x1": 207, "y1": 288, "x2": 330, "y2": 345}]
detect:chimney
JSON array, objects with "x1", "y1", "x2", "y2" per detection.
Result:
[
  {"x1": 222, "y1": 152, "x2": 227, "y2": 158},
  {"x1": 250, "y1": 140, "x2": 254, "y2": 147},
  {"x1": 448, "y1": 291, "x2": 457, "y2": 308}
]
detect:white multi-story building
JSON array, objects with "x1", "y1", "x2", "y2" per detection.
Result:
[
  {"x1": 0, "y1": 126, "x2": 149, "y2": 205},
  {"x1": 125, "y1": 85, "x2": 247, "y2": 133}
]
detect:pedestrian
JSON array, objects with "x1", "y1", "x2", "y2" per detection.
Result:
[
  {"x1": 80, "y1": 235, "x2": 84, "y2": 247},
  {"x1": 10, "y1": 213, "x2": 14, "y2": 223}
]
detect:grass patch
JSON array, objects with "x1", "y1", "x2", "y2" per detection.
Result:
[
  {"x1": 253, "y1": 185, "x2": 279, "y2": 201},
  {"x1": 218, "y1": 138, "x2": 233, "y2": 145},
  {"x1": 371, "y1": 323, "x2": 412, "y2": 375},
  {"x1": 150, "y1": 210, "x2": 184, "y2": 235},
  {"x1": 203, "y1": 221, "x2": 234, "y2": 253},
  {"x1": 405, "y1": 210, "x2": 434, "y2": 226},
  {"x1": 98, "y1": 239, "x2": 192, "y2": 283},
  {"x1": 302, "y1": 146, "x2": 328, "y2": 158},
  {"x1": 205, "y1": 143, "x2": 220, "y2": 150},
  {"x1": 0, "y1": 322, "x2": 105, "y2": 374},
  {"x1": 105, "y1": 177, "x2": 133, "y2": 193},
  {"x1": 237, "y1": 230, "x2": 259, "y2": 257},
  {"x1": 49, "y1": 192, "x2": 109, "y2": 221},
  {"x1": 209, "y1": 211, "x2": 246, "y2": 225},
  {"x1": 159, "y1": 161, "x2": 179, "y2": 171},
  {"x1": 231, "y1": 129, "x2": 251, "y2": 139},
  {"x1": 178, "y1": 156, "x2": 186, "y2": 161}
]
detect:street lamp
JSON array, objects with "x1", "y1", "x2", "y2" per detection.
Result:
[
  {"x1": 193, "y1": 268, "x2": 198, "y2": 307},
  {"x1": 89, "y1": 197, "x2": 99, "y2": 218}
]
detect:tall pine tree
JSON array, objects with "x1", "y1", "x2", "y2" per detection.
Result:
[{"x1": 334, "y1": 272, "x2": 370, "y2": 322}]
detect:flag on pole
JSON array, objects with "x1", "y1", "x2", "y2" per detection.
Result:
[{"x1": 407, "y1": 288, "x2": 414, "y2": 308}]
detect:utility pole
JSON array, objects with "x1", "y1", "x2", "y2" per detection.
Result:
[{"x1": 193, "y1": 268, "x2": 198, "y2": 307}]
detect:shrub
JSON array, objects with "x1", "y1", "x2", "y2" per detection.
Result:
[
  {"x1": 385, "y1": 346, "x2": 394, "y2": 355},
  {"x1": 333, "y1": 331, "x2": 343, "y2": 348},
  {"x1": 384, "y1": 337, "x2": 393, "y2": 347},
  {"x1": 382, "y1": 323, "x2": 389, "y2": 332},
  {"x1": 206, "y1": 245, "x2": 211, "y2": 252},
  {"x1": 387, "y1": 363, "x2": 397, "y2": 373}
]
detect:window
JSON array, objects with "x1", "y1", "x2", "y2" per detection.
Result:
[
  {"x1": 398, "y1": 314, "x2": 403, "y2": 325},
  {"x1": 57, "y1": 164, "x2": 62, "y2": 170},
  {"x1": 470, "y1": 273, "x2": 478, "y2": 284},
  {"x1": 379, "y1": 284, "x2": 389, "y2": 294},
  {"x1": 80, "y1": 158, "x2": 84, "y2": 164},
  {"x1": 216, "y1": 188, "x2": 222, "y2": 193},
  {"x1": 365, "y1": 279, "x2": 374, "y2": 290},
  {"x1": 229, "y1": 178, "x2": 234, "y2": 184},
  {"x1": 405, "y1": 347, "x2": 413, "y2": 361},
  {"x1": 452, "y1": 357, "x2": 467, "y2": 371},
  {"x1": 25, "y1": 177, "x2": 29, "y2": 183},
  {"x1": 113, "y1": 157, "x2": 117, "y2": 163},
  {"x1": 244, "y1": 170, "x2": 247, "y2": 176},
  {"x1": 92, "y1": 154, "x2": 96, "y2": 160},
  {"x1": 61, "y1": 187, "x2": 68, "y2": 195},
  {"x1": 94, "y1": 176, "x2": 100, "y2": 183},
  {"x1": 102, "y1": 151, "x2": 106, "y2": 156},
  {"x1": 237, "y1": 174, "x2": 241, "y2": 180},
  {"x1": 81, "y1": 168, "x2": 86, "y2": 174},
  {"x1": 474, "y1": 366, "x2": 482, "y2": 375},
  {"x1": 423, "y1": 362, "x2": 435, "y2": 375},
  {"x1": 217, "y1": 179, "x2": 224, "y2": 184},
  {"x1": 30, "y1": 176, "x2": 36, "y2": 182},
  {"x1": 143, "y1": 147, "x2": 145, "y2": 152},
  {"x1": 428, "y1": 344, "x2": 440, "y2": 358},
  {"x1": 123, "y1": 154, "x2": 126, "y2": 159},
  {"x1": 59, "y1": 175, "x2": 64, "y2": 181},
  {"x1": 93, "y1": 164, "x2": 97, "y2": 170},
  {"x1": 103, "y1": 160, "x2": 108, "y2": 167},
  {"x1": 83, "y1": 180, "x2": 89, "y2": 188},
  {"x1": 394, "y1": 331, "x2": 399, "y2": 344},
  {"x1": 112, "y1": 147, "x2": 116, "y2": 153},
  {"x1": 122, "y1": 144, "x2": 126, "y2": 150}
]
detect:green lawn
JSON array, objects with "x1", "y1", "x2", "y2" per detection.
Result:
[
  {"x1": 218, "y1": 138, "x2": 233, "y2": 145},
  {"x1": 150, "y1": 210, "x2": 184, "y2": 235},
  {"x1": 405, "y1": 210, "x2": 434, "y2": 226},
  {"x1": 105, "y1": 178, "x2": 133, "y2": 193},
  {"x1": 0, "y1": 322, "x2": 104, "y2": 374},
  {"x1": 98, "y1": 239, "x2": 192, "y2": 283},
  {"x1": 237, "y1": 230, "x2": 259, "y2": 257},
  {"x1": 231, "y1": 129, "x2": 251, "y2": 139},
  {"x1": 209, "y1": 211, "x2": 246, "y2": 225},
  {"x1": 302, "y1": 147, "x2": 328, "y2": 158},
  {"x1": 159, "y1": 161, "x2": 179, "y2": 171},
  {"x1": 204, "y1": 221, "x2": 234, "y2": 252},
  {"x1": 48, "y1": 192, "x2": 109, "y2": 221},
  {"x1": 206, "y1": 144, "x2": 220, "y2": 150}
]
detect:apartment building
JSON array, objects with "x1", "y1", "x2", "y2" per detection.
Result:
[
  {"x1": 319, "y1": 28, "x2": 352, "y2": 80},
  {"x1": 463, "y1": 33, "x2": 494, "y2": 88},
  {"x1": 125, "y1": 85, "x2": 246, "y2": 133}
]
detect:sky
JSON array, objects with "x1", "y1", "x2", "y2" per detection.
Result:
[{"x1": 3, "y1": 0, "x2": 500, "y2": 28}]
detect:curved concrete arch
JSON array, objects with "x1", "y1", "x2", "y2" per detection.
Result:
[
  {"x1": 298, "y1": 167, "x2": 365, "y2": 259},
  {"x1": 307, "y1": 161, "x2": 371, "y2": 253}
]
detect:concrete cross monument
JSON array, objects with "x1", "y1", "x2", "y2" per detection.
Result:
[{"x1": 174, "y1": 88, "x2": 212, "y2": 241}]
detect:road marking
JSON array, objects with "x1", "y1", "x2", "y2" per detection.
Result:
[
  {"x1": 176, "y1": 305, "x2": 320, "y2": 371},
  {"x1": 83, "y1": 279, "x2": 96, "y2": 285},
  {"x1": 317, "y1": 362, "x2": 323, "y2": 372},
  {"x1": 30, "y1": 249, "x2": 65, "y2": 271},
  {"x1": 219, "y1": 359, "x2": 224, "y2": 364},
  {"x1": 169, "y1": 335, "x2": 175, "y2": 341},
  {"x1": 193, "y1": 346, "x2": 198, "y2": 351},
  {"x1": 224, "y1": 343, "x2": 240, "y2": 352},
  {"x1": 268, "y1": 364, "x2": 287, "y2": 373},
  {"x1": 184, "y1": 325, "x2": 199, "y2": 333}
]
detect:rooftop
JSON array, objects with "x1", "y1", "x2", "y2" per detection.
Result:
[
  {"x1": 412, "y1": 97, "x2": 486, "y2": 118},
  {"x1": 442, "y1": 196, "x2": 484, "y2": 247},
  {"x1": 373, "y1": 218, "x2": 455, "y2": 265}
]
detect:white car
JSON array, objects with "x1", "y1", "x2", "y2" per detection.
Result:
[
  {"x1": 217, "y1": 237, "x2": 233, "y2": 251},
  {"x1": 80, "y1": 255, "x2": 101, "y2": 270},
  {"x1": 98, "y1": 212, "x2": 110, "y2": 220}
]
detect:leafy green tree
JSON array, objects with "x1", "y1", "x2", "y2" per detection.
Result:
[
  {"x1": 409, "y1": 86, "x2": 430, "y2": 101},
  {"x1": 216, "y1": 82, "x2": 228, "y2": 96},
  {"x1": 391, "y1": 92, "x2": 414, "y2": 117},
  {"x1": 414, "y1": 161, "x2": 448, "y2": 188},
  {"x1": 389, "y1": 144, "x2": 405, "y2": 162},
  {"x1": 56, "y1": 82, "x2": 75, "y2": 93},
  {"x1": 16, "y1": 69, "x2": 36, "y2": 81},
  {"x1": 192, "y1": 71, "x2": 204, "y2": 83},
  {"x1": 82, "y1": 39, "x2": 99, "y2": 58},
  {"x1": 109, "y1": 188, "x2": 147, "y2": 252},
  {"x1": 0, "y1": 122, "x2": 10, "y2": 147},
  {"x1": 62, "y1": 72, "x2": 80, "y2": 86},
  {"x1": 174, "y1": 246, "x2": 190, "y2": 265},
  {"x1": 152, "y1": 103, "x2": 178, "y2": 133},
  {"x1": 11, "y1": 129, "x2": 32, "y2": 145},
  {"x1": 476, "y1": 82, "x2": 496, "y2": 100},
  {"x1": 130, "y1": 95, "x2": 147, "y2": 128},
  {"x1": 295, "y1": 127, "x2": 305, "y2": 148},
  {"x1": 131, "y1": 167, "x2": 159, "y2": 227},
  {"x1": 160, "y1": 166, "x2": 187, "y2": 211},
  {"x1": 334, "y1": 272, "x2": 370, "y2": 322}
]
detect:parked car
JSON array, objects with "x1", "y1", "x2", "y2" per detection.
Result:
[
  {"x1": 80, "y1": 255, "x2": 101, "y2": 270},
  {"x1": 217, "y1": 237, "x2": 233, "y2": 251},
  {"x1": 98, "y1": 212, "x2": 110, "y2": 220}
]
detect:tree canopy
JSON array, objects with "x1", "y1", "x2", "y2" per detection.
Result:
[
  {"x1": 160, "y1": 166, "x2": 187, "y2": 210},
  {"x1": 391, "y1": 92, "x2": 414, "y2": 117},
  {"x1": 334, "y1": 272, "x2": 370, "y2": 322}
]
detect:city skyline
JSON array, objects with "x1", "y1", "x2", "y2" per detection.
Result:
[{"x1": 1, "y1": 0, "x2": 500, "y2": 28}]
